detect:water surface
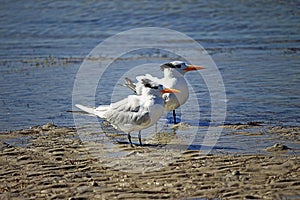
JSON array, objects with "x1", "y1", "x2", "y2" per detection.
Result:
[{"x1": 0, "y1": 0, "x2": 299, "y2": 132}]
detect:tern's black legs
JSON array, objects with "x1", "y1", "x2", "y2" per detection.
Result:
[
  {"x1": 127, "y1": 133, "x2": 133, "y2": 147},
  {"x1": 173, "y1": 110, "x2": 177, "y2": 124},
  {"x1": 127, "y1": 131, "x2": 143, "y2": 147},
  {"x1": 138, "y1": 130, "x2": 142, "y2": 146}
]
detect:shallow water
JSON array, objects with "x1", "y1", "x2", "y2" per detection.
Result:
[{"x1": 0, "y1": 1, "x2": 299, "y2": 145}]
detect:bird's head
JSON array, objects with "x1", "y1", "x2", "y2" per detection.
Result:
[
  {"x1": 141, "y1": 78, "x2": 180, "y2": 96},
  {"x1": 160, "y1": 61, "x2": 205, "y2": 75}
]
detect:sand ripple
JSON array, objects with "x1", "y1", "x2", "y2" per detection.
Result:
[{"x1": 0, "y1": 123, "x2": 299, "y2": 199}]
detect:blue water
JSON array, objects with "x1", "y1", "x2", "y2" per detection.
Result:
[{"x1": 0, "y1": 0, "x2": 299, "y2": 131}]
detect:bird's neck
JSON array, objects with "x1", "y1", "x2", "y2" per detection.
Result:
[
  {"x1": 142, "y1": 92, "x2": 158, "y2": 100},
  {"x1": 164, "y1": 68, "x2": 184, "y2": 78},
  {"x1": 141, "y1": 93, "x2": 163, "y2": 107}
]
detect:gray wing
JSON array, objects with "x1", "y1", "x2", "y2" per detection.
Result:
[{"x1": 104, "y1": 96, "x2": 151, "y2": 130}]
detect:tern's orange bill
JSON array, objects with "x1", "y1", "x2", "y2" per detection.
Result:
[
  {"x1": 184, "y1": 65, "x2": 205, "y2": 72},
  {"x1": 161, "y1": 88, "x2": 181, "y2": 94}
]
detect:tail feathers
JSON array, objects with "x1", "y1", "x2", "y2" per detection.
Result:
[
  {"x1": 124, "y1": 77, "x2": 136, "y2": 93},
  {"x1": 75, "y1": 104, "x2": 109, "y2": 118},
  {"x1": 75, "y1": 104, "x2": 96, "y2": 115},
  {"x1": 94, "y1": 105, "x2": 110, "y2": 118}
]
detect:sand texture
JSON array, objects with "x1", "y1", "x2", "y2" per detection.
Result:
[{"x1": 0, "y1": 123, "x2": 299, "y2": 199}]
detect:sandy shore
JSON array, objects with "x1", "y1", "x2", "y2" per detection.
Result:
[{"x1": 0, "y1": 123, "x2": 299, "y2": 199}]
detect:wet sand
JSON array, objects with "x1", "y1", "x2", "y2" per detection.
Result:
[{"x1": 0, "y1": 123, "x2": 299, "y2": 199}]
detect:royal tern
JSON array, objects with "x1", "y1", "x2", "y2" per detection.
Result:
[
  {"x1": 75, "y1": 79, "x2": 180, "y2": 146},
  {"x1": 124, "y1": 61, "x2": 204, "y2": 124}
]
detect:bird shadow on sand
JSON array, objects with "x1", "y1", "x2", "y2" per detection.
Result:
[
  {"x1": 115, "y1": 140, "x2": 238, "y2": 152},
  {"x1": 115, "y1": 140, "x2": 161, "y2": 147}
]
